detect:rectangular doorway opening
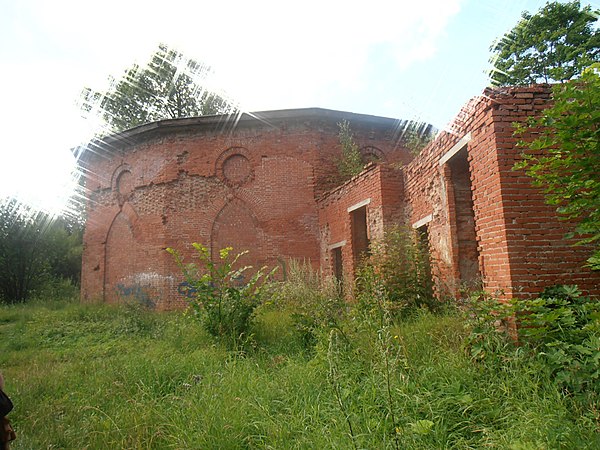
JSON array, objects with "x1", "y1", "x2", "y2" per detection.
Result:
[
  {"x1": 351, "y1": 205, "x2": 370, "y2": 265},
  {"x1": 331, "y1": 246, "x2": 343, "y2": 281},
  {"x1": 416, "y1": 224, "x2": 434, "y2": 298},
  {"x1": 448, "y1": 147, "x2": 481, "y2": 288}
]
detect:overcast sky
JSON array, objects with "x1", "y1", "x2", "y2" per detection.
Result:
[{"x1": 1, "y1": 0, "x2": 598, "y2": 215}]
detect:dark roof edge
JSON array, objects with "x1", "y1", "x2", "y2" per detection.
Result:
[{"x1": 78, "y1": 107, "x2": 414, "y2": 155}]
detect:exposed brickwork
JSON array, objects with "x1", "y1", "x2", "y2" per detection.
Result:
[
  {"x1": 488, "y1": 87, "x2": 600, "y2": 297},
  {"x1": 81, "y1": 109, "x2": 411, "y2": 309},
  {"x1": 82, "y1": 96, "x2": 600, "y2": 309},
  {"x1": 317, "y1": 164, "x2": 404, "y2": 282},
  {"x1": 400, "y1": 86, "x2": 600, "y2": 298}
]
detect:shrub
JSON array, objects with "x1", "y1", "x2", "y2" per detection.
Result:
[
  {"x1": 337, "y1": 120, "x2": 364, "y2": 181},
  {"x1": 466, "y1": 285, "x2": 600, "y2": 396},
  {"x1": 167, "y1": 244, "x2": 275, "y2": 346},
  {"x1": 512, "y1": 285, "x2": 600, "y2": 395},
  {"x1": 356, "y1": 225, "x2": 437, "y2": 318},
  {"x1": 270, "y1": 259, "x2": 346, "y2": 350}
]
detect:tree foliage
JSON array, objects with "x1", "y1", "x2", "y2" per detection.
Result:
[
  {"x1": 0, "y1": 200, "x2": 82, "y2": 303},
  {"x1": 515, "y1": 65, "x2": 600, "y2": 269},
  {"x1": 490, "y1": 1, "x2": 600, "y2": 86},
  {"x1": 81, "y1": 44, "x2": 237, "y2": 133}
]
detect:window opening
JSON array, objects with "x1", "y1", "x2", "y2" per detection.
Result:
[{"x1": 331, "y1": 246, "x2": 343, "y2": 282}]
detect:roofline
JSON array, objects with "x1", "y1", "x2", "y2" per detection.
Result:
[{"x1": 76, "y1": 107, "x2": 427, "y2": 161}]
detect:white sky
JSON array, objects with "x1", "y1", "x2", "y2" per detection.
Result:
[{"x1": 0, "y1": 0, "x2": 598, "y2": 216}]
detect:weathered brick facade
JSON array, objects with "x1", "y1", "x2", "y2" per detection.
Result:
[
  {"x1": 81, "y1": 109, "x2": 413, "y2": 309},
  {"x1": 318, "y1": 85, "x2": 599, "y2": 298},
  {"x1": 81, "y1": 88, "x2": 599, "y2": 309}
]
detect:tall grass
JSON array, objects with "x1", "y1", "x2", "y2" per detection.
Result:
[{"x1": 1, "y1": 297, "x2": 598, "y2": 448}]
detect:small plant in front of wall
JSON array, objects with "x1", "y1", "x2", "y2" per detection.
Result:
[
  {"x1": 167, "y1": 243, "x2": 276, "y2": 348},
  {"x1": 356, "y1": 225, "x2": 437, "y2": 319},
  {"x1": 337, "y1": 120, "x2": 364, "y2": 181},
  {"x1": 465, "y1": 285, "x2": 600, "y2": 399}
]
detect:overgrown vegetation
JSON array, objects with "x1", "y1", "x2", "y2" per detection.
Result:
[
  {"x1": 357, "y1": 226, "x2": 437, "y2": 318},
  {"x1": 268, "y1": 259, "x2": 346, "y2": 350},
  {"x1": 401, "y1": 121, "x2": 436, "y2": 155},
  {"x1": 467, "y1": 285, "x2": 600, "y2": 402},
  {"x1": 336, "y1": 120, "x2": 364, "y2": 181},
  {"x1": 2, "y1": 291, "x2": 599, "y2": 448},
  {"x1": 336, "y1": 120, "x2": 435, "y2": 182},
  {"x1": 0, "y1": 199, "x2": 82, "y2": 303},
  {"x1": 167, "y1": 243, "x2": 274, "y2": 347},
  {"x1": 515, "y1": 64, "x2": 600, "y2": 269}
]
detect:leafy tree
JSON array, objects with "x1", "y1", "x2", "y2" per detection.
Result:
[
  {"x1": 81, "y1": 44, "x2": 237, "y2": 133},
  {"x1": 0, "y1": 200, "x2": 82, "y2": 303},
  {"x1": 490, "y1": 1, "x2": 600, "y2": 86},
  {"x1": 514, "y1": 65, "x2": 600, "y2": 269}
]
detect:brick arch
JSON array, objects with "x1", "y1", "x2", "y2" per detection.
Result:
[
  {"x1": 111, "y1": 163, "x2": 132, "y2": 190},
  {"x1": 104, "y1": 212, "x2": 136, "y2": 303},
  {"x1": 210, "y1": 197, "x2": 270, "y2": 268},
  {"x1": 360, "y1": 145, "x2": 385, "y2": 163},
  {"x1": 102, "y1": 203, "x2": 141, "y2": 303},
  {"x1": 111, "y1": 163, "x2": 134, "y2": 205},
  {"x1": 103, "y1": 202, "x2": 140, "y2": 242}
]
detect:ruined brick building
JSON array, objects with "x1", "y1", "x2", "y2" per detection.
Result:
[{"x1": 81, "y1": 85, "x2": 599, "y2": 309}]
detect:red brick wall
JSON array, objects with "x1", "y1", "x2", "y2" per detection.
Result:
[
  {"x1": 317, "y1": 164, "x2": 404, "y2": 281},
  {"x1": 82, "y1": 99, "x2": 600, "y2": 309},
  {"x1": 404, "y1": 86, "x2": 600, "y2": 298},
  {"x1": 81, "y1": 111, "x2": 410, "y2": 309},
  {"x1": 488, "y1": 87, "x2": 600, "y2": 297}
]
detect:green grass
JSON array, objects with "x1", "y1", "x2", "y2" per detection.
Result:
[{"x1": 1, "y1": 299, "x2": 598, "y2": 449}]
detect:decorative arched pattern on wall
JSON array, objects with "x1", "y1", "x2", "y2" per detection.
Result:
[
  {"x1": 111, "y1": 163, "x2": 134, "y2": 205},
  {"x1": 211, "y1": 198, "x2": 269, "y2": 268},
  {"x1": 104, "y1": 211, "x2": 137, "y2": 303},
  {"x1": 360, "y1": 146, "x2": 385, "y2": 163},
  {"x1": 215, "y1": 147, "x2": 255, "y2": 188}
]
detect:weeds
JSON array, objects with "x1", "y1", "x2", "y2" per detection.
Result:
[
  {"x1": 269, "y1": 259, "x2": 345, "y2": 351},
  {"x1": 465, "y1": 285, "x2": 600, "y2": 421},
  {"x1": 327, "y1": 328, "x2": 358, "y2": 450},
  {"x1": 356, "y1": 225, "x2": 437, "y2": 319},
  {"x1": 2, "y1": 297, "x2": 599, "y2": 448},
  {"x1": 167, "y1": 243, "x2": 275, "y2": 347}
]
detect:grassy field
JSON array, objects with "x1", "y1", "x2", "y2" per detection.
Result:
[{"x1": 1, "y1": 298, "x2": 598, "y2": 449}]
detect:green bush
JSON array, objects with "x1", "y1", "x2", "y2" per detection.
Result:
[
  {"x1": 167, "y1": 244, "x2": 274, "y2": 346},
  {"x1": 466, "y1": 285, "x2": 600, "y2": 396},
  {"x1": 270, "y1": 259, "x2": 346, "y2": 350},
  {"x1": 356, "y1": 225, "x2": 437, "y2": 318},
  {"x1": 513, "y1": 285, "x2": 600, "y2": 395}
]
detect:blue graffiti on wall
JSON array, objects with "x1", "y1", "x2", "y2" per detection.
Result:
[
  {"x1": 177, "y1": 274, "x2": 246, "y2": 299},
  {"x1": 177, "y1": 281, "x2": 198, "y2": 298},
  {"x1": 115, "y1": 284, "x2": 156, "y2": 309}
]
